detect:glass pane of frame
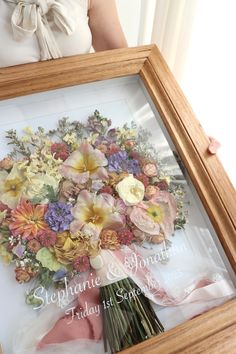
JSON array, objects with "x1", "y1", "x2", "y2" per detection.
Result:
[{"x1": 0, "y1": 75, "x2": 235, "y2": 354}]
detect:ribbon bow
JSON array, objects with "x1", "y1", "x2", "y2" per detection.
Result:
[{"x1": 11, "y1": 0, "x2": 76, "y2": 60}]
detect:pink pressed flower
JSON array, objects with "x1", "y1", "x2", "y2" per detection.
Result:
[
  {"x1": 117, "y1": 229, "x2": 133, "y2": 245},
  {"x1": 136, "y1": 174, "x2": 149, "y2": 188},
  {"x1": 114, "y1": 198, "x2": 127, "y2": 215},
  {"x1": 51, "y1": 143, "x2": 70, "y2": 161},
  {"x1": 130, "y1": 191, "x2": 177, "y2": 237},
  {"x1": 60, "y1": 142, "x2": 108, "y2": 184},
  {"x1": 145, "y1": 185, "x2": 159, "y2": 200},
  {"x1": 0, "y1": 202, "x2": 11, "y2": 218},
  {"x1": 155, "y1": 180, "x2": 169, "y2": 191},
  {"x1": 99, "y1": 185, "x2": 114, "y2": 195},
  {"x1": 124, "y1": 140, "x2": 135, "y2": 150},
  {"x1": 70, "y1": 190, "x2": 124, "y2": 233},
  {"x1": 38, "y1": 229, "x2": 57, "y2": 247},
  {"x1": 129, "y1": 151, "x2": 141, "y2": 161},
  {"x1": 142, "y1": 163, "x2": 158, "y2": 177},
  {"x1": 106, "y1": 144, "x2": 120, "y2": 156},
  {"x1": 73, "y1": 256, "x2": 90, "y2": 272}
]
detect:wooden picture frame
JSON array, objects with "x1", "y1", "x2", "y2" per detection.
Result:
[{"x1": 0, "y1": 45, "x2": 235, "y2": 353}]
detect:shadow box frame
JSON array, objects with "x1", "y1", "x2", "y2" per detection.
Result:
[{"x1": 0, "y1": 44, "x2": 235, "y2": 354}]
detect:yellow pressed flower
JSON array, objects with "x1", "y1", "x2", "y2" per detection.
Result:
[
  {"x1": 147, "y1": 204, "x2": 165, "y2": 223},
  {"x1": 60, "y1": 141, "x2": 108, "y2": 184},
  {"x1": 53, "y1": 231, "x2": 91, "y2": 264},
  {"x1": 0, "y1": 164, "x2": 26, "y2": 208},
  {"x1": 116, "y1": 175, "x2": 144, "y2": 206},
  {"x1": 3, "y1": 177, "x2": 24, "y2": 197},
  {"x1": 23, "y1": 126, "x2": 33, "y2": 135},
  {"x1": 0, "y1": 245, "x2": 13, "y2": 264},
  {"x1": 63, "y1": 132, "x2": 77, "y2": 145},
  {"x1": 20, "y1": 135, "x2": 30, "y2": 143},
  {"x1": 117, "y1": 128, "x2": 137, "y2": 140}
]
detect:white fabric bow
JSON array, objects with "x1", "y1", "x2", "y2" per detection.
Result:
[{"x1": 11, "y1": 0, "x2": 76, "y2": 60}]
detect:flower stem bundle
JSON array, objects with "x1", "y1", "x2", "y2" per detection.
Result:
[{"x1": 101, "y1": 277, "x2": 164, "y2": 353}]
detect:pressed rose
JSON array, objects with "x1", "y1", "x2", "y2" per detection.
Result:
[
  {"x1": 73, "y1": 256, "x2": 90, "y2": 272},
  {"x1": 116, "y1": 175, "x2": 145, "y2": 206},
  {"x1": 136, "y1": 174, "x2": 149, "y2": 188},
  {"x1": 100, "y1": 229, "x2": 120, "y2": 250},
  {"x1": 15, "y1": 267, "x2": 36, "y2": 283},
  {"x1": 155, "y1": 180, "x2": 169, "y2": 191},
  {"x1": 150, "y1": 233, "x2": 165, "y2": 244},
  {"x1": 145, "y1": 185, "x2": 159, "y2": 200},
  {"x1": 0, "y1": 157, "x2": 14, "y2": 170},
  {"x1": 142, "y1": 163, "x2": 158, "y2": 177},
  {"x1": 38, "y1": 229, "x2": 57, "y2": 247},
  {"x1": 27, "y1": 239, "x2": 42, "y2": 253},
  {"x1": 99, "y1": 185, "x2": 114, "y2": 195},
  {"x1": 124, "y1": 140, "x2": 135, "y2": 150},
  {"x1": 51, "y1": 143, "x2": 70, "y2": 161},
  {"x1": 129, "y1": 151, "x2": 141, "y2": 161},
  {"x1": 117, "y1": 229, "x2": 133, "y2": 245},
  {"x1": 53, "y1": 231, "x2": 90, "y2": 264},
  {"x1": 106, "y1": 144, "x2": 120, "y2": 156},
  {"x1": 132, "y1": 228, "x2": 164, "y2": 244}
]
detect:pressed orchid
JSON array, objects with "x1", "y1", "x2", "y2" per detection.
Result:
[
  {"x1": 130, "y1": 191, "x2": 177, "y2": 237},
  {"x1": 70, "y1": 190, "x2": 124, "y2": 233},
  {"x1": 9, "y1": 199, "x2": 48, "y2": 239},
  {"x1": 59, "y1": 141, "x2": 108, "y2": 184}
]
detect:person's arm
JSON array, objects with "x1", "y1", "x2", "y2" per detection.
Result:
[{"x1": 88, "y1": 0, "x2": 128, "y2": 51}]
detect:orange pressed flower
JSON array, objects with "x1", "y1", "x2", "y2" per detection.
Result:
[{"x1": 9, "y1": 200, "x2": 48, "y2": 239}]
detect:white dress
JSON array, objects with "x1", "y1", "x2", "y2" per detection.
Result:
[{"x1": 0, "y1": 0, "x2": 92, "y2": 67}]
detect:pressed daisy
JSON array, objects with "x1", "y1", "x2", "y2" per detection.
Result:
[
  {"x1": 27, "y1": 239, "x2": 42, "y2": 253},
  {"x1": 9, "y1": 200, "x2": 48, "y2": 239},
  {"x1": 38, "y1": 229, "x2": 57, "y2": 247}
]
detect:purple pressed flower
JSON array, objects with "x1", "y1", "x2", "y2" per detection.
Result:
[
  {"x1": 44, "y1": 202, "x2": 73, "y2": 232},
  {"x1": 53, "y1": 268, "x2": 67, "y2": 282},
  {"x1": 108, "y1": 151, "x2": 141, "y2": 174},
  {"x1": 87, "y1": 111, "x2": 111, "y2": 134},
  {"x1": 12, "y1": 243, "x2": 26, "y2": 258}
]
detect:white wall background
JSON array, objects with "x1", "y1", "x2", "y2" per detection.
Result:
[
  {"x1": 116, "y1": 0, "x2": 236, "y2": 187},
  {"x1": 116, "y1": 0, "x2": 141, "y2": 47}
]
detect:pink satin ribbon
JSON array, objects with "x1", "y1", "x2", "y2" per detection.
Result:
[
  {"x1": 37, "y1": 246, "x2": 234, "y2": 350},
  {"x1": 38, "y1": 271, "x2": 102, "y2": 350}
]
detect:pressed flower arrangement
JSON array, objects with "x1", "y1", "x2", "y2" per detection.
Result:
[{"x1": 0, "y1": 110, "x2": 187, "y2": 352}]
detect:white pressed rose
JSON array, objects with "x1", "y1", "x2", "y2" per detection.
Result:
[{"x1": 116, "y1": 174, "x2": 145, "y2": 206}]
